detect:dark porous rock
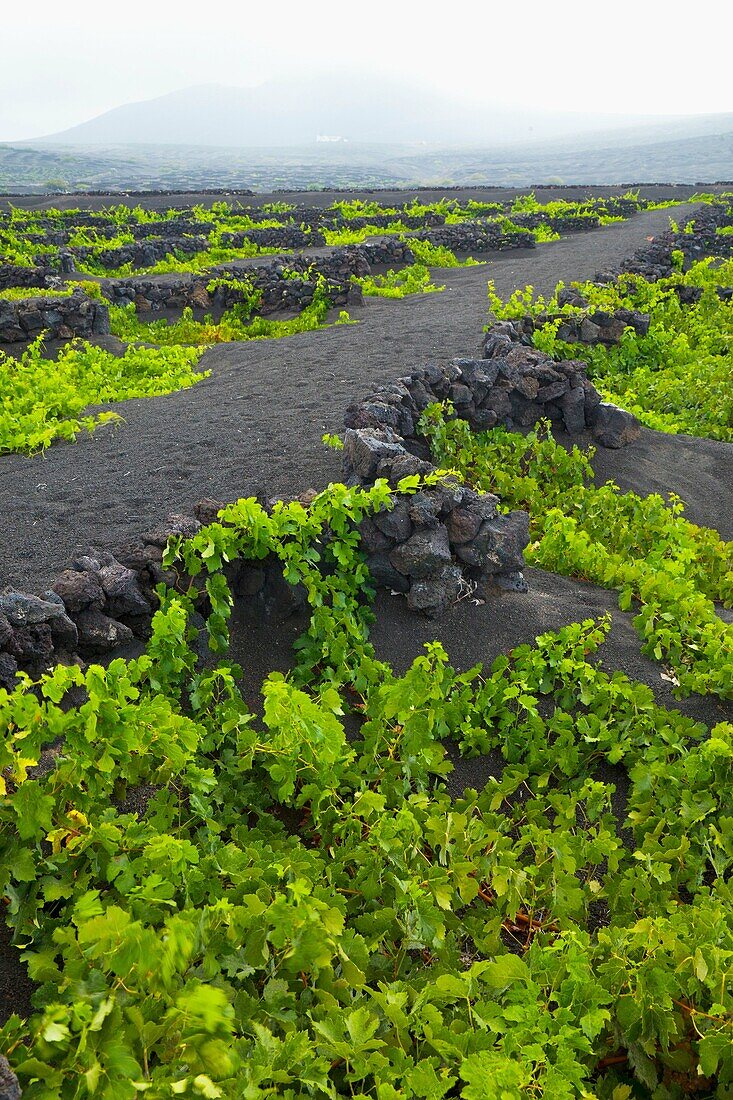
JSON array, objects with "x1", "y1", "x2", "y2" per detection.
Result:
[
  {"x1": 262, "y1": 564, "x2": 308, "y2": 621},
  {"x1": 458, "y1": 511, "x2": 530, "y2": 574},
  {"x1": 358, "y1": 516, "x2": 393, "y2": 554},
  {"x1": 408, "y1": 492, "x2": 443, "y2": 529},
  {"x1": 590, "y1": 403, "x2": 641, "y2": 448},
  {"x1": 557, "y1": 287, "x2": 588, "y2": 309},
  {"x1": 405, "y1": 377, "x2": 433, "y2": 410},
  {"x1": 373, "y1": 501, "x2": 413, "y2": 542},
  {"x1": 47, "y1": 612, "x2": 79, "y2": 652},
  {"x1": 53, "y1": 568, "x2": 105, "y2": 612},
  {"x1": 482, "y1": 381, "x2": 513, "y2": 418},
  {"x1": 343, "y1": 428, "x2": 405, "y2": 482},
  {"x1": 390, "y1": 525, "x2": 452, "y2": 579},
  {"x1": 494, "y1": 570, "x2": 530, "y2": 593},
  {"x1": 582, "y1": 379, "x2": 603, "y2": 418},
  {"x1": 365, "y1": 552, "x2": 410, "y2": 593},
  {"x1": 0, "y1": 652, "x2": 18, "y2": 691},
  {"x1": 0, "y1": 590, "x2": 71, "y2": 628},
  {"x1": 143, "y1": 513, "x2": 201, "y2": 549},
  {"x1": 194, "y1": 497, "x2": 227, "y2": 525},
  {"x1": 378, "y1": 453, "x2": 434, "y2": 485},
  {"x1": 593, "y1": 312, "x2": 627, "y2": 343},
  {"x1": 482, "y1": 331, "x2": 514, "y2": 360},
  {"x1": 0, "y1": 1054, "x2": 21, "y2": 1100},
  {"x1": 346, "y1": 399, "x2": 403, "y2": 432},
  {"x1": 537, "y1": 379, "x2": 568, "y2": 402},
  {"x1": 116, "y1": 543, "x2": 163, "y2": 574},
  {"x1": 11, "y1": 623, "x2": 54, "y2": 664},
  {"x1": 616, "y1": 308, "x2": 651, "y2": 337},
  {"x1": 511, "y1": 399, "x2": 544, "y2": 428},
  {"x1": 470, "y1": 408, "x2": 498, "y2": 430},
  {"x1": 504, "y1": 346, "x2": 543, "y2": 371},
  {"x1": 579, "y1": 317, "x2": 602, "y2": 344},
  {"x1": 75, "y1": 610, "x2": 134, "y2": 653},
  {"x1": 449, "y1": 382, "x2": 473, "y2": 407},
  {"x1": 560, "y1": 385, "x2": 587, "y2": 434},
  {"x1": 447, "y1": 505, "x2": 485, "y2": 544},
  {"x1": 0, "y1": 612, "x2": 12, "y2": 648},
  {"x1": 407, "y1": 564, "x2": 464, "y2": 616},
  {"x1": 98, "y1": 562, "x2": 152, "y2": 618},
  {"x1": 477, "y1": 570, "x2": 530, "y2": 598}
]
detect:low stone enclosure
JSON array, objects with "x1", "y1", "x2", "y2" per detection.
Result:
[
  {"x1": 104, "y1": 240, "x2": 413, "y2": 315},
  {"x1": 0, "y1": 288, "x2": 110, "y2": 343}
]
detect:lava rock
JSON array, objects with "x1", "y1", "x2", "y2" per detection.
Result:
[
  {"x1": 343, "y1": 429, "x2": 405, "y2": 482},
  {"x1": 365, "y1": 553, "x2": 410, "y2": 593},
  {"x1": 53, "y1": 569, "x2": 105, "y2": 612},
  {"x1": 407, "y1": 564, "x2": 464, "y2": 616},
  {"x1": 457, "y1": 512, "x2": 530, "y2": 574},
  {"x1": 0, "y1": 590, "x2": 69, "y2": 627},
  {"x1": 590, "y1": 403, "x2": 641, "y2": 448},
  {"x1": 390, "y1": 525, "x2": 452, "y2": 579},
  {"x1": 0, "y1": 652, "x2": 18, "y2": 691},
  {"x1": 0, "y1": 1055, "x2": 21, "y2": 1100},
  {"x1": 373, "y1": 502, "x2": 413, "y2": 541},
  {"x1": 75, "y1": 610, "x2": 134, "y2": 653},
  {"x1": 0, "y1": 612, "x2": 12, "y2": 649},
  {"x1": 560, "y1": 385, "x2": 587, "y2": 434},
  {"x1": 408, "y1": 492, "x2": 443, "y2": 529},
  {"x1": 98, "y1": 562, "x2": 151, "y2": 617}
]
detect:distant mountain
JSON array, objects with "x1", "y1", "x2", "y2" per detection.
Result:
[{"x1": 36, "y1": 78, "x2": 723, "y2": 149}]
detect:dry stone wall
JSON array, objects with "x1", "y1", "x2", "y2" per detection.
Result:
[{"x1": 0, "y1": 288, "x2": 110, "y2": 342}]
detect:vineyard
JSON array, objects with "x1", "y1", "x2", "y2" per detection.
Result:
[{"x1": 0, "y1": 188, "x2": 732, "y2": 1098}]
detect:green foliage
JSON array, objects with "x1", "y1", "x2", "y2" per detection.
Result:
[
  {"x1": 0, "y1": 336, "x2": 206, "y2": 454},
  {"x1": 420, "y1": 410, "x2": 733, "y2": 699},
  {"x1": 109, "y1": 278, "x2": 342, "y2": 347},
  {"x1": 532, "y1": 259, "x2": 733, "y2": 442},
  {"x1": 0, "y1": 286, "x2": 73, "y2": 301},
  {"x1": 353, "y1": 263, "x2": 444, "y2": 298},
  {"x1": 2, "y1": 472, "x2": 733, "y2": 1096},
  {"x1": 405, "y1": 239, "x2": 483, "y2": 268},
  {"x1": 533, "y1": 223, "x2": 561, "y2": 243}
]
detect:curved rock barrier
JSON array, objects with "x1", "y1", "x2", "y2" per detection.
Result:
[
  {"x1": 103, "y1": 241, "x2": 412, "y2": 314},
  {"x1": 411, "y1": 223, "x2": 535, "y2": 253},
  {"x1": 0, "y1": 288, "x2": 110, "y2": 342},
  {"x1": 0, "y1": 263, "x2": 49, "y2": 291},
  {"x1": 600, "y1": 201, "x2": 733, "y2": 283}
]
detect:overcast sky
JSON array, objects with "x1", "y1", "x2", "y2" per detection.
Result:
[{"x1": 3, "y1": 0, "x2": 732, "y2": 142}]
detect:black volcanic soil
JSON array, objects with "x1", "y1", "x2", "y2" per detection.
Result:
[{"x1": 1, "y1": 200, "x2": 731, "y2": 1026}]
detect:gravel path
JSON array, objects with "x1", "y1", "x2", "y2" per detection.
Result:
[{"x1": 4, "y1": 203, "x2": 726, "y2": 592}]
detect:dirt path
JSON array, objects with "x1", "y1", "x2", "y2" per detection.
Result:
[{"x1": 1, "y1": 202, "x2": 729, "y2": 593}]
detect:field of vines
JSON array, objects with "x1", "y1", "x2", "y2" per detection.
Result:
[{"x1": 1, "y1": 192, "x2": 732, "y2": 1098}]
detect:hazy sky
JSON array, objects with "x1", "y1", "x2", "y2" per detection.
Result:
[{"x1": 3, "y1": 0, "x2": 732, "y2": 142}]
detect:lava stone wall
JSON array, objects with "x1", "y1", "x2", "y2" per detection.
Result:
[
  {"x1": 103, "y1": 240, "x2": 414, "y2": 314},
  {"x1": 0, "y1": 289, "x2": 110, "y2": 343},
  {"x1": 411, "y1": 224, "x2": 536, "y2": 253},
  {"x1": 0, "y1": 264, "x2": 49, "y2": 291}
]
